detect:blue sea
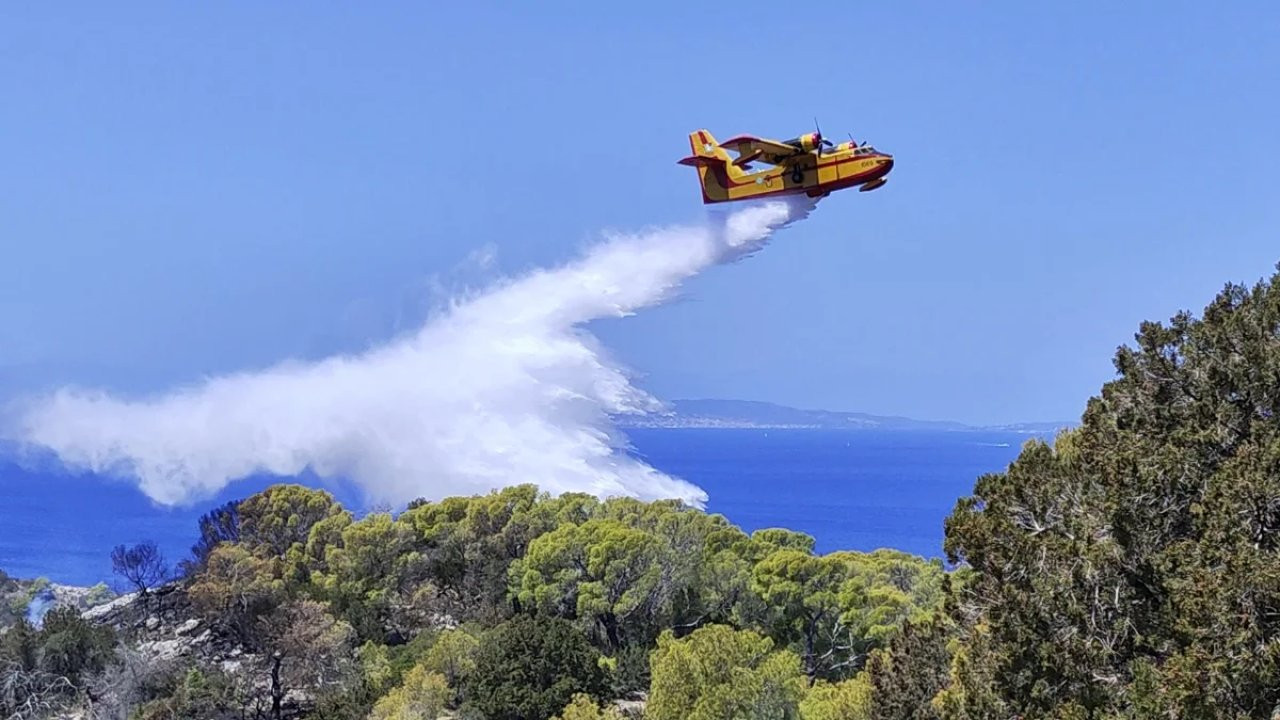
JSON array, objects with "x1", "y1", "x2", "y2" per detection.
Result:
[{"x1": 0, "y1": 429, "x2": 1038, "y2": 586}]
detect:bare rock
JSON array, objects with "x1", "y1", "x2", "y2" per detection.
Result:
[
  {"x1": 613, "y1": 692, "x2": 647, "y2": 719},
  {"x1": 83, "y1": 591, "x2": 140, "y2": 622},
  {"x1": 138, "y1": 637, "x2": 188, "y2": 662}
]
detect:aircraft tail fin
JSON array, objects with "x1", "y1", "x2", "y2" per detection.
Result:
[
  {"x1": 677, "y1": 130, "x2": 730, "y2": 166},
  {"x1": 678, "y1": 130, "x2": 740, "y2": 203}
]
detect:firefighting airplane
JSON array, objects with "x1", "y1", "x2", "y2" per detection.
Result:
[{"x1": 678, "y1": 126, "x2": 894, "y2": 204}]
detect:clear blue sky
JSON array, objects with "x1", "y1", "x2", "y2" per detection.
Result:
[{"x1": 3, "y1": 2, "x2": 1279, "y2": 426}]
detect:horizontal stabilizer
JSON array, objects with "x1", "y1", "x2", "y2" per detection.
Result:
[{"x1": 677, "y1": 155, "x2": 722, "y2": 167}]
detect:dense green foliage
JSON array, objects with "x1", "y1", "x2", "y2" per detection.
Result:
[
  {"x1": 647, "y1": 624, "x2": 806, "y2": 720},
  {"x1": 799, "y1": 676, "x2": 872, "y2": 720},
  {"x1": 865, "y1": 616, "x2": 950, "y2": 720},
  {"x1": 930, "y1": 268, "x2": 1280, "y2": 718},
  {"x1": 367, "y1": 663, "x2": 450, "y2": 720},
  {"x1": 466, "y1": 615, "x2": 607, "y2": 720},
  {"x1": 124, "y1": 481, "x2": 943, "y2": 719}
]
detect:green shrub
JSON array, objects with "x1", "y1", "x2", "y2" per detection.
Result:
[
  {"x1": 132, "y1": 667, "x2": 238, "y2": 720},
  {"x1": 82, "y1": 582, "x2": 116, "y2": 608},
  {"x1": 465, "y1": 616, "x2": 607, "y2": 720},
  {"x1": 37, "y1": 605, "x2": 116, "y2": 679}
]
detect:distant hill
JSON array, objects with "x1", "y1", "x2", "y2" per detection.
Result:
[{"x1": 615, "y1": 398, "x2": 1073, "y2": 433}]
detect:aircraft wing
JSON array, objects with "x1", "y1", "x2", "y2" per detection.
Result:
[{"x1": 718, "y1": 135, "x2": 806, "y2": 165}]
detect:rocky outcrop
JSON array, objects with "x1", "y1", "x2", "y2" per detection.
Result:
[
  {"x1": 612, "y1": 694, "x2": 646, "y2": 718},
  {"x1": 83, "y1": 583, "x2": 256, "y2": 676}
]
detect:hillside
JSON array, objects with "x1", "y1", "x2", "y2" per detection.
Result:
[
  {"x1": 616, "y1": 398, "x2": 1071, "y2": 432},
  {"x1": 0, "y1": 486, "x2": 946, "y2": 719},
  {"x1": 8, "y1": 269, "x2": 1280, "y2": 718}
]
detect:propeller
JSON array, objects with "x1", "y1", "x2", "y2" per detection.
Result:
[{"x1": 813, "y1": 117, "x2": 835, "y2": 155}]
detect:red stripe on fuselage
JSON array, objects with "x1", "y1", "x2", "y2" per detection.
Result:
[
  {"x1": 701, "y1": 160, "x2": 893, "y2": 204},
  {"x1": 716, "y1": 156, "x2": 891, "y2": 189}
]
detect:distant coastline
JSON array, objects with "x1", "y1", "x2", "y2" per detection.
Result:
[{"x1": 615, "y1": 398, "x2": 1073, "y2": 433}]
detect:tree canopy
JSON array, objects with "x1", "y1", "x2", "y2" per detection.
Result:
[
  {"x1": 466, "y1": 615, "x2": 607, "y2": 720},
  {"x1": 937, "y1": 267, "x2": 1280, "y2": 718},
  {"x1": 647, "y1": 624, "x2": 807, "y2": 720}
]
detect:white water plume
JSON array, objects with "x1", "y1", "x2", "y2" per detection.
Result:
[{"x1": 10, "y1": 197, "x2": 815, "y2": 507}]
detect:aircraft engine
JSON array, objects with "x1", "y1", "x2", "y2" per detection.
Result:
[{"x1": 782, "y1": 132, "x2": 823, "y2": 153}]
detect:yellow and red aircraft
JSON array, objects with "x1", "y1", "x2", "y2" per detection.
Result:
[{"x1": 678, "y1": 127, "x2": 893, "y2": 204}]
